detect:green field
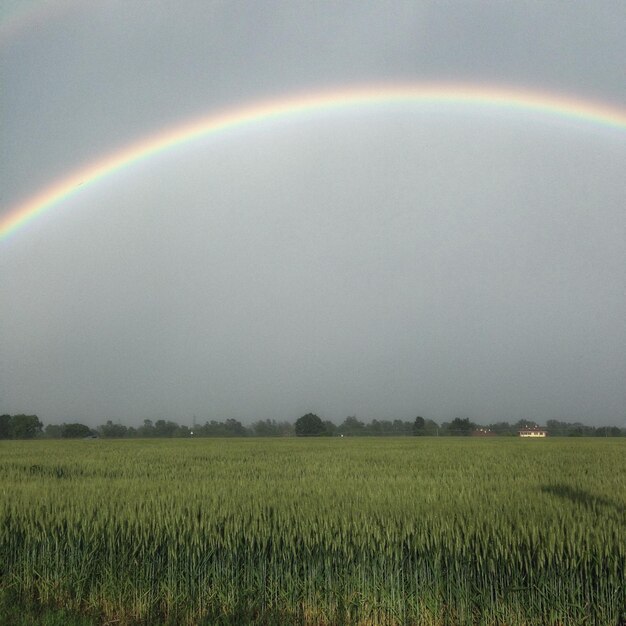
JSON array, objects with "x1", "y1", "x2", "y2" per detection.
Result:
[{"x1": 0, "y1": 438, "x2": 624, "y2": 625}]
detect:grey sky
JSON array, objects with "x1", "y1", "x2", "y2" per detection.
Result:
[{"x1": 1, "y1": 1, "x2": 625, "y2": 426}]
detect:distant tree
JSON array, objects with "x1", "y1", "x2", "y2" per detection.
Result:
[
  {"x1": 374, "y1": 419, "x2": 394, "y2": 435},
  {"x1": 198, "y1": 420, "x2": 226, "y2": 436},
  {"x1": 224, "y1": 419, "x2": 247, "y2": 436},
  {"x1": 322, "y1": 420, "x2": 337, "y2": 436},
  {"x1": 197, "y1": 419, "x2": 247, "y2": 437},
  {"x1": 10, "y1": 414, "x2": 43, "y2": 439},
  {"x1": 61, "y1": 423, "x2": 93, "y2": 438},
  {"x1": 295, "y1": 413, "x2": 325, "y2": 436},
  {"x1": 546, "y1": 419, "x2": 565, "y2": 434},
  {"x1": 99, "y1": 420, "x2": 129, "y2": 438},
  {"x1": 448, "y1": 417, "x2": 474, "y2": 436},
  {"x1": 488, "y1": 421, "x2": 513, "y2": 436},
  {"x1": 339, "y1": 416, "x2": 365, "y2": 436},
  {"x1": 393, "y1": 419, "x2": 413, "y2": 435},
  {"x1": 44, "y1": 424, "x2": 63, "y2": 438},
  {"x1": 566, "y1": 423, "x2": 596, "y2": 437},
  {"x1": 366, "y1": 419, "x2": 383, "y2": 435},
  {"x1": 277, "y1": 421, "x2": 295, "y2": 437},
  {"x1": 545, "y1": 419, "x2": 590, "y2": 437},
  {"x1": 176, "y1": 425, "x2": 190, "y2": 438},
  {"x1": 515, "y1": 419, "x2": 540, "y2": 431},
  {"x1": 575, "y1": 423, "x2": 595, "y2": 437},
  {"x1": 595, "y1": 426, "x2": 621, "y2": 437},
  {"x1": 251, "y1": 419, "x2": 294, "y2": 437},
  {"x1": 412, "y1": 416, "x2": 426, "y2": 436},
  {"x1": 252, "y1": 419, "x2": 281, "y2": 437},
  {"x1": 153, "y1": 419, "x2": 180, "y2": 437},
  {"x1": 0, "y1": 415, "x2": 12, "y2": 439},
  {"x1": 424, "y1": 419, "x2": 439, "y2": 435},
  {"x1": 365, "y1": 419, "x2": 415, "y2": 435},
  {"x1": 138, "y1": 419, "x2": 155, "y2": 437}
]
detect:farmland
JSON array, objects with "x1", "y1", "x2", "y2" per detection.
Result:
[{"x1": 0, "y1": 438, "x2": 624, "y2": 625}]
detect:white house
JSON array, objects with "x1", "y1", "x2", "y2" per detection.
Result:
[{"x1": 518, "y1": 429, "x2": 547, "y2": 438}]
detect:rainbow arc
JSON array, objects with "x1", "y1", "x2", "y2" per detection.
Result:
[{"x1": 1, "y1": 83, "x2": 625, "y2": 240}]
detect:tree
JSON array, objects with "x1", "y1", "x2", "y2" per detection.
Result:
[
  {"x1": 61, "y1": 423, "x2": 93, "y2": 438},
  {"x1": 515, "y1": 419, "x2": 540, "y2": 431},
  {"x1": 153, "y1": 419, "x2": 180, "y2": 437},
  {"x1": 295, "y1": 413, "x2": 325, "y2": 436},
  {"x1": 488, "y1": 421, "x2": 513, "y2": 436},
  {"x1": 412, "y1": 416, "x2": 425, "y2": 436},
  {"x1": 252, "y1": 419, "x2": 295, "y2": 437},
  {"x1": 0, "y1": 415, "x2": 11, "y2": 439},
  {"x1": 276, "y1": 421, "x2": 295, "y2": 437},
  {"x1": 595, "y1": 426, "x2": 621, "y2": 437},
  {"x1": 224, "y1": 419, "x2": 247, "y2": 436},
  {"x1": 322, "y1": 420, "x2": 337, "y2": 436},
  {"x1": 339, "y1": 416, "x2": 365, "y2": 436},
  {"x1": 448, "y1": 417, "x2": 474, "y2": 436},
  {"x1": 10, "y1": 414, "x2": 43, "y2": 439},
  {"x1": 44, "y1": 424, "x2": 63, "y2": 438},
  {"x1": 372, "y1": 420, "x2": 396, "y2": 435},
  {"x1": 199, "y1": 420, "x2": 227, "y2": 436},
  {"x1": 176, "y1": 425, "x2": 190, "y2": 438},
  {"x1": 392, "y1": 419, "x2": 413, "y2": 435},
  {"x1": 138, "y1": 419, "x2": 155, "y2": 437},
  {"x1": 424, "y1": 419, "x2": 439, "y2": 435},
  {"x1": 99, "y1": 420, "x2": 129, "y2": 438},
  {"x1": 252, "y1": 419, "x2": 278, "y2": 437},
  {"x1": 367, "y1": 419, "x2": 384, "y2": 435}
]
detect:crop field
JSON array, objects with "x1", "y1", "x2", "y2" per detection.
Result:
[{"x1": 0, "y1": 438, "x2": 624, "y2": 625}]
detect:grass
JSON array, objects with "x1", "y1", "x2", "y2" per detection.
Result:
[{"x1": 0, "y1": 437, "x2": 624, "y2": 625}]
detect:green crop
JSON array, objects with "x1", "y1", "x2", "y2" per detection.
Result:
[{"x1": 0, "y1": 438, "x2": 624, "y2": 625}]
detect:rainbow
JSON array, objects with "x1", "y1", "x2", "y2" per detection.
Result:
[{"x1": 2, "y1": 83, "x2": 625, "y2": 241}]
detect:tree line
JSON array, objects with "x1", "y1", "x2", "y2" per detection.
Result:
[{"x1": 0, "y1": 413, "x2": 624, "y2": 439}]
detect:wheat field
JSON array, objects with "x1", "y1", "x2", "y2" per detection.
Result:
[{"x1": 0, "y1": 437, "x2": 624, "y2": 625}]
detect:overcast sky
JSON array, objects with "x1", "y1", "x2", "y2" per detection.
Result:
[{"x1": 1, "y1": 1, "x2": 625, "y2": 427}]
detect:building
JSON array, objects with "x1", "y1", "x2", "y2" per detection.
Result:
[
  {"x1": 471, "y1": 428, "x2": 496, "y2": 437},
  {"x1": 518, "y1": 429, "x2": 547, "y2": 438}
]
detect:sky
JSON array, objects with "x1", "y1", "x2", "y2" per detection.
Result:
[{"x1": 1, "y1": 1, "x2": 625, "y2": 427}]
